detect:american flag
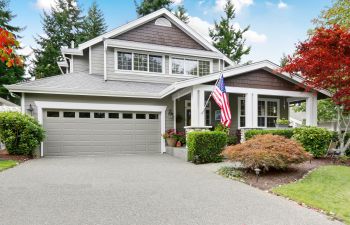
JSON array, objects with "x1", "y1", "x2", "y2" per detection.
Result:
[{"x1": 212, "y1": 74, "x2": 231, "y2": 127}]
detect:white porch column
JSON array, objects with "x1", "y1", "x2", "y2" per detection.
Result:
[
  {"x1": 252, "y1": 93, "x2": 258, "y2": 128},
  {"x1": 173, "y1": 99, "x2": 176, "y2": 130},
  {"x1": 191, "y1": 88, "x2": 199, "y2": 126},
  {"x1": 245, "y1": 93, "x2": 253, "y2": 128},
  {"x1": 198, "y1": 89, "x2": 206, "y2": 127},
  {"x1": 306, "y1": 95, "x2": 318, "y2": 126}
]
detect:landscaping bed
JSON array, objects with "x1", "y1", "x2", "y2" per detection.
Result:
[{"x1": 0, "y1": 150, "x2": 32, "y2": 163}]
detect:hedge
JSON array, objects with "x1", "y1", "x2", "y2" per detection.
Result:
[
  {"x1": 187, "y1": 131, "x2": 227, "y2": 164},
  {"x1": 245, "y1": 129, "x2": 294, "y2": 140},
  {"x1": 0, "y1": 112, "x2": 45, "y2": 156},
  {"x1": 292, "y1": 127, "x2": 332, "y2": 157}
]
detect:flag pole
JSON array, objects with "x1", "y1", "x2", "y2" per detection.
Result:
[{"x1": 201, "y1": 71, "x2": 222, "y2": 114}]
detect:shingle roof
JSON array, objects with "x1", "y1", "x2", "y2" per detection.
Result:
[{"x1": 6, "y1": 72, "x2": 171, "y2": 98}]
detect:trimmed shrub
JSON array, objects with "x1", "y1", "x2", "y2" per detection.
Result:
[
  {"x1": 187, "y1": 131, "x2": 227, "y2": 164},
  {"x1": 227, "y1": 135, "x2": 238, "y2": 146},
  {"x1": 292, "y1": 127, "x2": 332, "y2": 157},
  {"x1": 245, "y1": 129, "x2": 294, "y2": 140},
  {"x1": 0, "y1": 112, "x2": 45, "y2": 156},
  {"x1": 222, "y1": 134, "x2": 311, "y2": 171}
]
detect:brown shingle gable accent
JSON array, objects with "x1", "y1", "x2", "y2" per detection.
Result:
[
  {"x1": 114, "y1": 17, "x2": 207, "y2": 50},
  {"x1": 207, "y1": 69, "x2": 305, "y2": 91}
]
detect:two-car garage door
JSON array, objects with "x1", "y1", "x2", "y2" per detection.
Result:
[{"x1": 43, "y1": 109, "x2": 161, "y2": 156}]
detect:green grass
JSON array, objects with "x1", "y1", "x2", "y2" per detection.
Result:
[
  {"x1": 273, "y1": 166, "x2": 350, "y2": 224},
  {"x1": 0, "y1": 160, "x2": 18, "y2": 172}
]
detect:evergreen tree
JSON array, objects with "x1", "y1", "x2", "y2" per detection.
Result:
[
  {"x1": 78, "y1": 1, "x2": 107, "y2": 43},
  {"x1": 280, "y1": 53, "x2": 288, "y2": 67},
  {"x1": 135, "y1": 0, "x2": 173, "y2": 16},
  {"x1": 31, "y1": 0, "x2": 83, "y2": 78},
  {"x1": 209, "y1": 0, "x2": 250, "y2": 64},
  {"x1": 174, "y1": 5, "x2": 189, "y2": 23},
  {"x1": 0, "y1": 0, "x2": 24, "y2": 103}
]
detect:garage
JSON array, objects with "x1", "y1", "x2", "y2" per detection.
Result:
[{"x1": 43, "y1": 109, "x2": 161, "y2": 156}]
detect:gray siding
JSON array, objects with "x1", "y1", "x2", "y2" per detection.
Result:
[
  {"x1": 72, "y1": 51, "x2": 89, "y2": 73},
  {"x1": 91, "y1": 43, "x2": 104, "y2": 75}
]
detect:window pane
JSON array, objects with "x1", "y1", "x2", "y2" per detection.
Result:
[
  {"x1": 123, "y1": 113, "x2": 133, "y2": 119},
  {"x1": 149, "y1": 55, "x2": 162, "y2": 73},
  {"x1": 258, "y1": 117, "x2": 265, "y2": 127},
  {"x1": 47, "y1": 111, "x2": 59, "y2": 117},
  {"x1": 199, "y1": 61, "x2": 210, "y2": 76},
  {"x1": 94, "y1": 112, "x2": 105, "y2": 118},
  {"x1": 267, "y1": 101, "x2": 278, "y2": 116},
  {"x1": 136, "y1": 113, "x2": 146, "y2": 119},
  {"x1": 267, "y1": 117, "x2": 277, "y2": 127},
  {"x1": 133, "y1": 53, "x2": 148, "y2": 71},
  {"x1": 117, "y1": 52, "x2": 132, "y2": 70},
  {"x1": 172, "y1": 58, "x2": 184, "y2": 74},
  {"x1": 63, "y1": 112, "x2": 75, "y2": 118},
  {"x1": 109, "y1": 113, "x2": 119, "y2": 119},
  {"x1": 258, "y1": 101, "x2": 265, "y2": 116},
  {"x1": 205, "y1": 109, "x2": 210, "y2": 126},
  {"x1": 240, "y1": 99, "x2": 245, "y2": 116},
  {"x1": 79, "y1": 112, "x2": 90, "y2": 118},
  {"x1": 149, "y1": 114, "x2": 159, "y2": 119},
  {"x1": 240, "y1": 116, "x2": 245, "y2": 127},
  {"x1": 185, "y1": 59, "x2": 198, "y2": 75}
]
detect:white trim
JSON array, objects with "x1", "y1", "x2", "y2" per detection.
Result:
[
  {"x1": 34, "y1": 101, "x2": 167, "y2": 156},
  {"x1": 105, "y1": 39, "x2": 221, "y2": 59},
  {"x1": 21, "y1": 93, "x2": 25, "y2": 114},
  {"x1": 155, "y1": 17, "x2": 172, "y2": 27},
  {"x1": 172, "y1": 87, "x2": 192, "y2": 100},
  {"x1": 70, "y1": 55, "x2": 74, "y2": 73},
  {"x1": 61, "y1": 48, "x2": 83, "y2": 56},
  {"x1": 89, "y1": 46, "x2": 92, "y2": 74},
  {"x1": 104, "y1": 42, "x2": 107, "y2": 81},
  {"x1": 185, "y1": 99, "x2": 191, "y2": 126},
  {"x1": 173, "y1": 99, "x2": 176, "y2": 130}
]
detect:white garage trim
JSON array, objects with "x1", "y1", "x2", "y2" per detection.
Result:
[{"x1": 35, "y1": 101, "x2": 167, "y2": 157}]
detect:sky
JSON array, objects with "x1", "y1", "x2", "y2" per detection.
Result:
[{"x1": 10, "y1": 0, "x2": 332, "y2": 71}]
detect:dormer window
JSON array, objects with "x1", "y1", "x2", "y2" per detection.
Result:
[{"x1": 115, "y1": 51, "x2": 163, "y2": 73}]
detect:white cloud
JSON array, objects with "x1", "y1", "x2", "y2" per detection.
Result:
[
  {"x1": 188, "y1": 16, "x2": 267, "y2": 44},
  {"x1": 35, "y1": 0, "x2": 55, "y2": 10},
  {"x1": 215, "y1": 0, "x2": 253, "y2": 13},
  {"x1": 278, "y1": 1, "x2": 288, "y2": 9},
  {"x1": 172, "y1": 0, "x2": 183, "y2": 5}
]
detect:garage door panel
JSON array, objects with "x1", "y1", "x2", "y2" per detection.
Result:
[{"x1": 44, "y1": 110, "x2": 161, "y2": 156}]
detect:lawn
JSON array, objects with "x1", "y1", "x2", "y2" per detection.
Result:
[
  {"x1": 0, "y1": 160, "x2": 18, "y2": 172},
  {"x1": 273, "y1": 166, "x2": 350, "y2": 224}
]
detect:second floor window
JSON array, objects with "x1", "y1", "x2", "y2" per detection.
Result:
[
  {"x1": 116, "y1": 51, "x2": 163, "y2": 73},
  {"x1": 171, "y1": 58, "x2": 210, "y2": 76}
]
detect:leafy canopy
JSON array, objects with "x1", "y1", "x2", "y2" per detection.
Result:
[
  {"x1": 313, "y1": 0, "x2": 350, "y2": 29},
  {"x1": 135, "y1": 0, "x2": 173, "y2": 16},
  {"x1": 209, "y1": 0, "x2": 250, "y2": 64}
]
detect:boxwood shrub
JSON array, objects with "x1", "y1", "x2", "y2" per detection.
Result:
[
  {"x1": 292, "y1": 127, "x2": 332, "y2": 157},
  {"x1": 187, "y1": 131, "x2": 227, "y2": 164},
  {"x1": 245, "y1": 129, "x2": 294, "y2": 140},
  {"x1": 0, "y1": 112, "x2": 45, "y2": 156}
]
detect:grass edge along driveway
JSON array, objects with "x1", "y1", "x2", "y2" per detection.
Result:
[
  {"x1": 0, "y1": 160, "x2": 18, "y2": 172},
  {"x1": 273, "y1": 165, "x2": 350, "y2": 225}
]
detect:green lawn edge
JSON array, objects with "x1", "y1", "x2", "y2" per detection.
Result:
[
  {"x1": 0, "y1": 160, "x2": 18, "y2": 172},
  {"x1": 272, "y1": 165, "x2": 350, "y2": 224}
]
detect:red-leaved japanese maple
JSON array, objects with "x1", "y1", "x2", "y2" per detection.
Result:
[
  {"x1": 281, "y1": 25, "x2": 350, "y2": 154},
  {"x1": 0, "y1": 28, "x2": 23, "y2": 68}
]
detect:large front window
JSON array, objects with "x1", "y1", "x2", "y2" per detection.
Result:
[
  {"x1": 171, "y1": 58, "x2": 210, "y2": 76},
  {"x1": 116, "y1": 51, "x2": 163, "y2": 73}
]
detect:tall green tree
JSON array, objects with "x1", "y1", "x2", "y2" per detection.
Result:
[
  {"x1": 31, "y1": 0, "x2": 83, "y2": 78},
  {"x1": 0, "y1": 0, "x2": 24, "y2": 103},
  {"x1": 174, "y1": 5, "x2": 189, "y2": 23},
  {"x1": 78, "y1": 1, "x2": 107, "y2": 43},
  {"x1": 313, "y1": 0, "x2": 350, "y2": 29},
  {"x1": 209, "y1": 0, "x2": 250, "y2": 64},
  {"x1": 134, "y1": 0, "x2": 173, "y2": 16}
]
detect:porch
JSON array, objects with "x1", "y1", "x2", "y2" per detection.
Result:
[{"x1": 171, "y1": 85, "x2": 318, "y2": 133}]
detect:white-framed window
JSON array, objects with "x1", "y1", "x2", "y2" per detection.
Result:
[
  {"x1": 115, "y1": 50, "x2": 164, "y2": 73},
  {"x1": 238, "y1": 97, "x2": 280, "y2": 128},
  {"x1": 171, "y1": 57, "x2": 211, "y2": 76},
  {"x1": 205, "y1": 102, "x2": 211, "y2": 126}
]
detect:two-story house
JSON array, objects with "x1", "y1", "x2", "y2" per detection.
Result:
[{"x1": 6, "y1": 9, "x2": 329, "y2": 157}]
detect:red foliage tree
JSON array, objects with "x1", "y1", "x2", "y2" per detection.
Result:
[
  {"x1": 0, "y1": 28, "x2": 23, "y2": 68},
  {"x1": 281, "y1": 25, "x2": 350, "y2": 154}
]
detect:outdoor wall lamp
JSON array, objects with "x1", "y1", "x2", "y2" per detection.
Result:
[
  {"x1": 27, "y1": 104, "x2": 34, "y2": 116},
  {"x1": 167, "y1": 109, "x2": 174, "y2": 119}
]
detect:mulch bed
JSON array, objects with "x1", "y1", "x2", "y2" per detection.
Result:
[
  {"x1": 241, "y1": 158, "x2": 350, "y2": 191},
  {"x1": 0, "y1": 150, "x2": 32, "y2": 163}
]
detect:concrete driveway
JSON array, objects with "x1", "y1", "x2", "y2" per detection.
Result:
[{"x1": 0, "y1": 154, "x2": 343, "y2": 225}]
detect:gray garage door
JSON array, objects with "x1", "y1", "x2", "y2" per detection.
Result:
[{"x1": 43, "y1": 110, "x2": 161, "y2": 156}]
